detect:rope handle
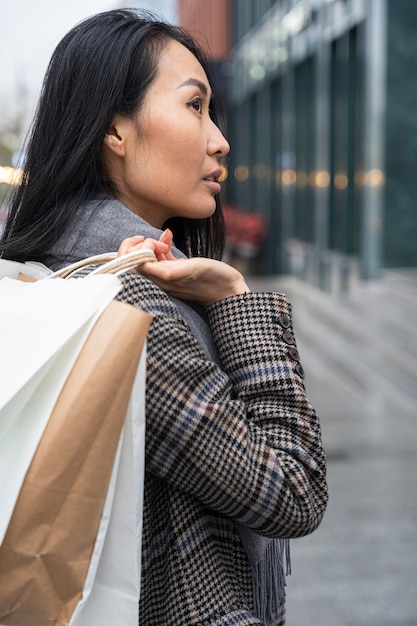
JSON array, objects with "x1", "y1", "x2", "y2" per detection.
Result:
[{"x1": 45, "y1": 249, "x2": 157, "y2": 280}]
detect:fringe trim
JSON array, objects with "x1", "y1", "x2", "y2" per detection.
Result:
[{"x1": 252, "y1": 539, "x2": 291, "y2": 626}]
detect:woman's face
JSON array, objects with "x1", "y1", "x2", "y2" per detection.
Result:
[{"x1": 106, "y1": 38, "x2": 230, "y2": 227}]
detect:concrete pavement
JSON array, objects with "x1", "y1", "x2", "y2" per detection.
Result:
[{"x1": 248, "y1": 269, "x2": 417, "y2": 626}]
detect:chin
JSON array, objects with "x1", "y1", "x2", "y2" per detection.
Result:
[
  {"x1": 170, "y1": 199, "x2": 217, "y2": 221},
  {"x1": 195, "y1": 202, "x2": 217, "y2": 219}
]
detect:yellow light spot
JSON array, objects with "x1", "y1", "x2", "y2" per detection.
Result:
[
  {"x1": 315, "y1": 170, "x2": 330, "y2": 188},
  {"x1": 367, "y1": 168, "x2": 385, "y2": 187},
  {"x1": 234, "y1": 165, "x2": 249, "y2": 182},
  {"x1": 334, "y1": 172, "x2": 348, "y2": 190},
  {"x1": 0, "y1": 166, "x2": 24, "y2": 185},
  {"x1": 282, "y1": 169, "x2": 296, "y2": 185},
  {"x1": 219, "y1": 164, "x2": 228, "y2": 182}
]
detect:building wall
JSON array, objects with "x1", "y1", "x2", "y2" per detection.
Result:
[
  {"x1": 226, "y1": 0, "x2": 394, "y2": 284},
  {"x1": 178, "y1": 0, "x2": 231, "y2": 60},
  {"x1": 384, "y1": 0, "x2": 417, "y2": 267}
]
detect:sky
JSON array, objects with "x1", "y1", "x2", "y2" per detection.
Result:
[
  {"x1": 0, "y1": 0, "x2": 119, "y2": 131},
  {"x1": 0, "y1": 0, "x2": 177, "y2": 137}
]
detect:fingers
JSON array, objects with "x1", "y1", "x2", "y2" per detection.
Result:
[
  {"x1": 158, "y1": 228, "x2": 176, "y2": 260},
  {"x1": 118, "y1": 229, "x2": 176, "y2": 261},
  {"x1": 117, "y1": 235, "x2": 144, "y2": 256},
  {"x1": 117, "y1": 235, "x2": 171, "y2": 261},
  {"x1": 140, "y1": 238, "x2": 171, "y2": 260},
  {"x1": 159, "y1": 228, "x2": 172, "y2": 244},
  {"x1": 138, "y1": 258, "x2": 189, "y2": 281}
]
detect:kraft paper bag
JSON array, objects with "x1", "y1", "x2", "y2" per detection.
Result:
[{"x1": 0, "y1": 280, "x2": 152, "y2": 625}]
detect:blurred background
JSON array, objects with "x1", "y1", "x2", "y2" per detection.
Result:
[{"x1": 1, "y1": 1, "x2": 416, "y2": 624}]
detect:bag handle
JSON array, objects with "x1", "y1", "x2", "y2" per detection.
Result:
[{"x1": 45, "y1": 249, "x2": 157, "y2": 280}]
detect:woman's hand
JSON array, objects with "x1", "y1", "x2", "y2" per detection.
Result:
[
  {"x1": 117, "y1": 229, "x2": 250, "y2": 306},
  {"x1": 139, "y1": 256, "x2": 250, "y2": 306},
  {"x1": 117, "y1": 229, "x2": 176, "y2": 261}
]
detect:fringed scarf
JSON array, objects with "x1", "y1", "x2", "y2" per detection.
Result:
[{"x1": 237, "y1": 525, "x2": 291, "y2": 624}]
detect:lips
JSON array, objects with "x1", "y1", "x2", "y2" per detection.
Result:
[
  {"x1": 203, "y1": 168, "x2": 222, "y2": 183},
  {"x1": 202, "y1": 173, "x2": 222, "y2": 194}
]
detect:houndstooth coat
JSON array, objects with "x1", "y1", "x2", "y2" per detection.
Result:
[{"x1": 46, "y1": 197, "x2": 328, "y2": 626}]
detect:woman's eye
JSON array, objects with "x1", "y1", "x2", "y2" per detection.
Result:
[{"x1": 190, "y1": 98, "x2": 203, "y2": 113}]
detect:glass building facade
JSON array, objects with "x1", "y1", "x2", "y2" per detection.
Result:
[{"x1": 225, "y1": 0, "x2": 417, "y2": 286}]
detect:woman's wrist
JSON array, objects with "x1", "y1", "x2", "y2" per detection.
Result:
[{"x1": 205, "y1": 276, "x2": 251, "y2": 306}]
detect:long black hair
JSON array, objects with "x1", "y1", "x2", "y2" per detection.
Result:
[{"x1": 0, "y1": 9, "x2": 225, "y2": 262}]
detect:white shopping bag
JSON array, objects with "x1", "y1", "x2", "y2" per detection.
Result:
[
  {"x1": 69, "y1": 348, "x2": 146, "y2": 626},
  {"x1": 0, "y1": 274, "x2": 122, "y2": 543},
  {"x1": 0, "y1": 272, "x2": 152, "y2": 626}
]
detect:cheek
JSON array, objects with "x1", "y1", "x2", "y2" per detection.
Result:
[
  {"x1": 154, "y1": 110, "x2": 203, "y2": 155},
  {"x1": 143, "y1": 128, "x2": 181, "y2": 168},
  {"x1": 136, "y1": 114, "x2": 205, "y2": 182},
  {"x1": 154, "y1": 139, "x2": 200, "y2": 182}
]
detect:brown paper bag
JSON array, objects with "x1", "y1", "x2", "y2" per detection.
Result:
[{"x1": 0, "y1": 300, "x2": 152, "y2": 626}]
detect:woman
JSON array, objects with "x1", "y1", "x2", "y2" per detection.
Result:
[{"x1": 0, "y1": 10, "x2": 327, "y2": 626}]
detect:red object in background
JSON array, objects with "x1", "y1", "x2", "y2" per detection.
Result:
[{"x1": 223, "y1": 205, "x2": 267, "y2": 257}]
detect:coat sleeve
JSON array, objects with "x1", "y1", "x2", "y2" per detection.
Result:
[{"x1": 117, "y1": 274, "x2": 328, "y2": 539}]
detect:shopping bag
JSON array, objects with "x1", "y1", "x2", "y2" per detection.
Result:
[
  {"x1": 0, "y1": 257, "x2": 153, "y2": 625},
  {"x1": 69, "y1": 343, "x2": 148, "y2": 626},
  {"x1": 0, "y1": 274, "x2": 124, "y2": 542},
  {"x1": 0, "y1": 258, "x2": 51, "y2": 281}
]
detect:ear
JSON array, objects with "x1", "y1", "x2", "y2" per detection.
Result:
[{"x1": 103, "y1": 114, "x2": 131, "y2": 157}]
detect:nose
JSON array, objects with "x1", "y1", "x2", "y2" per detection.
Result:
[{"x1": 208, "y1": 120, "x2": 230, "y2": 158}]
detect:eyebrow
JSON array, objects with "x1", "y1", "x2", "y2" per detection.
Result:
[{"x1": 177, "y1": 78, "x2": 209, "y2": 97}]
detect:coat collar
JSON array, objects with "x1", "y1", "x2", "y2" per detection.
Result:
[{"x1": 45, "y1": 195, "x2": 186, "y2": 270}]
